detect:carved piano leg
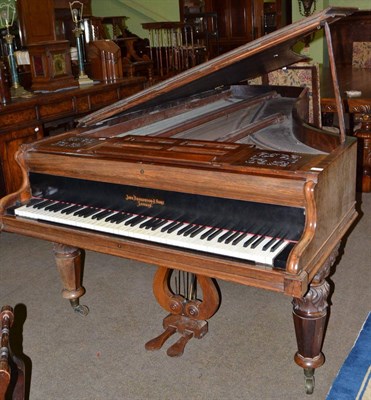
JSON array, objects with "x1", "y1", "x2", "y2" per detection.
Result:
[
  {"x1": 292, "y1": 245, "x2": 338, "y2": 394},
  {"x1": 145, "y1": 267, "x2": 220, "y2": 357},
  {"x1": 53, "y1": 244, "x2": 89, "y2": 316}
]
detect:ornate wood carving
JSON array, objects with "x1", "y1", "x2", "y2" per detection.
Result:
[
  {"x1": 291, "y1": 243, "x2": 340, "y2": 393},
  {"x1": 245, "y1": 152, "x2": 302, "y2": 168},
  {"x1": 0, "y1": 305, "x2": 25, "y2": 400}
]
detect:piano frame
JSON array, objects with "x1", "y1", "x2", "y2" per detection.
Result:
[{"x1": 0, "y1": 7, "x2": 359, "y2": 394}]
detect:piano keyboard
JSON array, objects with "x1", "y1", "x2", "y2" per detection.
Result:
[{"x1": 14, "y1": 198, "x2": 294, "y2": 267}]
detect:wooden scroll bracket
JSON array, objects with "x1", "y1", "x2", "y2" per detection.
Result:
[
  {"x1": 292, "y1": 243, "x2": 340, "y2": 394},
  {"x1": 53, "y1": 244, "x2": 89, "y2": 316},
  {"x1": 145, "y1": 267, "x2": 220, "y2": 357}
]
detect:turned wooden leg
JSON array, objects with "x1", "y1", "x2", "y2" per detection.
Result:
[
  {"x1": 292, "y1": 245, "x2": 339, "y2": 394},
  {"x1": 0, "y1": 306, "x2": 13, "y2": 400},
  {"x1": 0, "y1": 306, "x2": 25, "y2": 400},
  {"x1": 53, "y1": 244, "x2": 89, "y2": 316}
]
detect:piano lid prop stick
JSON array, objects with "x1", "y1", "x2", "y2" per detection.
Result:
[{"x1": 324, "y1": 21, "x2": 346, "y2": 143}]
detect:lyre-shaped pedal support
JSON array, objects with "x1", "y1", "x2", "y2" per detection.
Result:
[{"x1": 145, "y1": 267, "x2": 220, "y2": 357}]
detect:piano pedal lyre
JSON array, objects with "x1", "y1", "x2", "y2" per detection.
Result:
[{"x1": 145, "y1": 267, "x2": 219, "y2": 357}]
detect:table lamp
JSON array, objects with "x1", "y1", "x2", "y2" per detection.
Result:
[
  {"x1": 69, "y1": 1, "x2": 93, "y2": 85},
  {"x1": 0, "y1": 1, "x2": 31, "y2": 97}
]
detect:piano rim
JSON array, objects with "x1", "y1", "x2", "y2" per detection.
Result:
[{"x1": 1, "y1": 214, "x2": 309, "y2": 298}]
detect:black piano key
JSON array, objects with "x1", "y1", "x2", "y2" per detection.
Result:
[
  {"x1": 225, "y1": 231, "x2": 241, "y2": 244},
  {"x1": 52, "y1": 203, "x2": 71, "y2": 212},
  {"x1": 33, "y1": 200, "x2": 55, "y2": 209},
  {"x1": 217, "y1": 230, "x2": 234, "y2": 243},
  {"x1": 200, "y1": 227, "x2": 218, "y2": 240},
  {"x1": 61, "y1": 204, "x2": 83, "y2": 214},
  {"x1": 249, "y1": 228, "x2": 272, "y2": 249},
  {"x1": 167, "y1": 222, "x2": 186, "y2": 234},
  {"x1": 271, "y1": 236, "x2": 286, "y2": 252},
  {"x1": 44, "y1": 202, "x2": 67, "y2": 212},
  {"x1": 262, "y1": 231, "x2": 282, "y2": 251},
  {"x1": 231, "y1": 232, "x2": 249, "y2": 245},
  {"x1": 139, "y1": 218, "x2": 155, "y2": 229},
  {"x1": 250, "y1": 234, "x2": 267, "y2": 249},
  {"x1": 231, "y1": 223, "x2": 255, "y2": 245},
  {"x1": 125, "y1": 215, "x2": 146, "y2": 226},
  {"x1": 151, "y1": 219, "x2": 170, "y2": 231},
  {"x1": 243, "y1": 233, "x2": 259, "y2": 248},
  {"x1": 81, "y1": 208, "x2": 101, "y2": 218},
  {"x1": 105, "y1": 213, "x2": 118, "y2": 222},
  {"x1": 113, "y1": 213, "x2": 134, "y2": 224},
  {"x1": 26, "y1": 198, "x2": 45, "y2": 207},
  {"x1": 43, "y1": 202, "x2": 58, "y2": 211},
  {"x1": 92, "y1": 210, "x2": 114, "y2": 220},
  {"x1": 106, "y1": 212, "x2": 131, "y2": 223},
  {"x1": 161, "y1": 220, "x2": 179, "y2": 233},
  {"x1": 183, "y1": 225, "x2": 201, "y2": 237},
  {"x1": 207, "y1": 228, "x2": 223, "y2": 241},
  {"x1": 177, "y1": 223, "x2": 193, "y2": 235},
  {"x1": 74, "y1": 208, "x2": 92, "y2": 217},
  {"x1": 189, "y1": 225, "x2": 207, "y2": 238},
  {"x1": 143, "y1": 214, "x2": 168, "y2": 229}
]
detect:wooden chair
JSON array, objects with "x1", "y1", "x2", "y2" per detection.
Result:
[
  {"x1": 99, "y1": 16, "x2": 153, "y2": 83},
  {"x1": 248, "y1": 61, "x2": 322, "y2": 127},
  {"x1": 352, "y1": 42, "x2": 371, "y2": 68}
]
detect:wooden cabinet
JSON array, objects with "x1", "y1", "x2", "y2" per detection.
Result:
[
  {"x1": 204, "y1": 0, "x2": 263, "y2": 56},
  {"x1": 17, "y1": 0, "x2": 77, "y2": 91},
  {"x1": 17, "y1": 0, "x2": 56, "y2": 45},
  {"x1": 180, "y1": 0, "x2": 291, "y2": 58}
]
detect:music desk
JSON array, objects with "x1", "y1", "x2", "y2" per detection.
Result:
[
  {"x1": 0, "y1": 77, "x2": 146, "y2": 197},
  {"x1": 320, "y1": 66, "x2": 371, "y2": 192}
]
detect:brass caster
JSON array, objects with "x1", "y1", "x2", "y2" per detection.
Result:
[
  {"x1": 70, "y1": 299, "x2": 89, "y2": 316},
  {"x1": 304, "y1": 368, "x2": 315, "y2": 394}
]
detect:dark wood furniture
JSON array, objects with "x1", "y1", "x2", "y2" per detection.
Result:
[
  {"x1": 0, "y1": 77, "x2": 145, "y2": 197},
  {"x1": 0, "y1": 306, "x2": 25, "y2": 400},
  {"x1": 179, "y1": 0, "x2": 291, "y2": 57},
  {"x1": 321, "y1": 67, "x2": 371, "y2": 192},
  {"x1": 87, "y1": 40, "x2": 123, "y2": 82},
  {"x1": 94, "y1": 17, "x2": 153, "y2": 82},
  {"x1": 17, "y1": 0, "x2": 77, "y2": 91},
  {"x1": 329, "y1": 10, "x2": 371, "y2": 68},
  {"x1": 323, "y1": 10, "x2": 371, "y2": 192},
  {"x1": 0, "y1": 8, "x2": 358, "y2": 395},
  {"x1": 203, "y1": 0, "x2": 264, "y2": 56}
]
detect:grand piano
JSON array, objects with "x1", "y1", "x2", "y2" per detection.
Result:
[{"x1": 0, "y1": 8, "x2": 358, "y2": 394}]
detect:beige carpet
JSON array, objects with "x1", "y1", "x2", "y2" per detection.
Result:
[{"x1": 0, "y1": 193, "x2": 370, "y2": 400}]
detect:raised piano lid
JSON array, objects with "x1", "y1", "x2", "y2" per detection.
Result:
[{"x1": 78, "y1": 7, "x2": 357, "y2": 128}]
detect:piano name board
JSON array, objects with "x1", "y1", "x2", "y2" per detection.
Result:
[{"x1": 125, "y1": 194, "x2": 165, "y2": 208}]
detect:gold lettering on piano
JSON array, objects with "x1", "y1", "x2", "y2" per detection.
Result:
[{"x1": 125, "y1": 194, "x2": 165, "y2": 208}]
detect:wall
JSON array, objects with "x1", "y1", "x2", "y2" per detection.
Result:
[
  {"x1": 91, "y1": 0, "x2": 369, "y2": 64},
  {"x1": 292, "y1": 0, "x2": 370, "y2": 65},
  {"x1": 92, "y1": 0, "x2": 180, "y2": 38}
]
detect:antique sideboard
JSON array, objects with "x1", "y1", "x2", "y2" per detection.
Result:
[{"x1": 0, "y1": 77, "x2": 145, "y2": 197}]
